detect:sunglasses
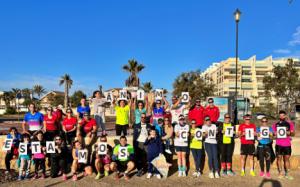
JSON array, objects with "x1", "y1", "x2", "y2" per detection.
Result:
[
  {"x1": 141, "y1": 116, "x2": 146, "y2": 119},
  {"x1": 245, "y1": 118, "x2": 250, "y2": 120},
  {"x1": 196, "y1": 101, "x2": 200, "y2": 103},
  {"x1": 191, "y1": 122, "x2": 196, "y2": 124},
  {"x1": 67, "y1": 111, "x2": 71, "y2": 113},
  {"x1": 225, "y1": 116, "x2": 230, "y2": 119},
  {"x1": 209, "y1": 102, "x2": 213, "y2": 104},
  {"x1": 55, "y1": 138, "x2": 61, "y2": 141},
  {"x1": 262, "y1": 121, "x2": 268, "y2": 123},
  {"x1": 164, "y1": 119, "x2": 169, "y2": 121},
  {"x1": 156, "y1": 103, "x2": 161, "y2": 105}
]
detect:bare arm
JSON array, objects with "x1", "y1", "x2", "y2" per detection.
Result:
[{"x1": 162, "y1": 97, "x2": 169, "y2": 110}]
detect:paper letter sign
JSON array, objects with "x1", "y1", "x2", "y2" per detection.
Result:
[
  {"x1": 98, "y1": 143, "x2": 107, "y2": 155},
  {"x1": 208, "y1": 127, "x2": 216, "y2": 139},
  {"x1": 118, "y1": 147, "x2": 128, "y2": 160},
  {"x1": 19, "y1": 143, "x2": 27, "y2": 155},
  {"x1": 155, "y1": 89, "x2": 163, "y2": 100},
  {"x1": 181, "y1": 92, "x2": 189, "y2": 103},
  {"x1": 119, "y1": 90, "x2": 127, "y2": 100},
  {"x1": 245, "y1": 128, "x2": 254, "y2": 140},
  {"x1": 2, "y1": 139, "x2": 13, "y2": 151},
  {"x1": 260, "y1": 127, "x2": 269, "y2": 138},
  {"x1": 195, "y1": 129, "x2": 203, "y2": 140},
  {"x1": 179, "y1": 130, "x2": 188, "y2": 141},
  {"x1": 137, "y1": 90, "x2": 145, "y2": 101},
  {"x1": 46, "y1": 141, "x2": 55, "y2": 154},
  {"x1": 78, "y1": 149, "x2": 88, "y2": 163},
  {"x1": 105, "y1": 92, "x2": 113, "y2": 103},
  {"x1": 225, "y1": 127, "x2": 234, "y2": 137},
  {"x1": 31, "y1": 142, "x2": 41, "y2": 154},
  {"x1": 277, "y1": 127, "x2": 287, "y2": 139}
]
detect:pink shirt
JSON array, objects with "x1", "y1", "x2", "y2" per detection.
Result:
[{"x1": 272, "y1": 120, "x2": 295, "y2": 147}]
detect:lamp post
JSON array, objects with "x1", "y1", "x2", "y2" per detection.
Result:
[{"x1": 234, "y1": 8, "x2": 241, "y2": 125}]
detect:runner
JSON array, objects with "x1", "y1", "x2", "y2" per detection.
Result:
[
  {"x1": 151, "y1": 97, "x2": 169, "y2": 127},
  {"x1": 272, "y1": 110, "x2": 295, "y2": 180},
  {"x1": 111, "y1": 136, "x2": 135, "y2": 181},
  {"x1": 203, "y1": 116, "x2": 220, "y2": 178},
  {"x1": 188, "y1": 99, "x2": 206, "y2": 127},
  {"x1": 170, "y1": 96, "x2": 190, "y2": 126},
  {"x1": 133, "y1": 96, "x2": 148, "y2": 125},
  {"x1": 238, "y1": 114, "x2": 256, "y2": 177},
  {"x1": 17, "y1": 134, "x2": 31, "y2": 180},
  {"x1": 256, "y1": 117, "x2": 274, "y2": 179},
  {"x1": 91, "y1": 90, "x2": 107, "y2": 136},
  {"x1": 43, "y1": 106, "x2": 59, "y2": 141},
  {"x1": 77, "y1": 97, "x2": 91, "y2": 119},
  {"x1": 77, "y1": 112, "x2": 97, "y2": 146},
  {"x1": 189, "y1": 119, "x2": 203, "y2": 178},
  {"x1": 5, "y1": 127, "x2": 22, "y2": 173},
  {"x1": 133, "y1": 113, "x2": 152, "y2": 177},
  {"x1": 31, "y1": 131, "x2": 46, "y2": 180},
  {"x1": 22, "y1": 103, "x2": 44, "y2": 136},
  {"x1": 62, "y1": 108, "x2": 78, "y2": 145},
  {"x1": 174, "y1": 114, "x2": 189, "y2": 177},
  {"x1": 50, "y1": 135, "x2": 68, "y2": 180},
  {"x1": 113, "y1": 97, "x2": 131, "y2": 136},
  {"x1": 205, "y1": 98, "x2": 220, "y2": 124},
  {"x1": 218, "y1": 113, "x2": 236, "y2": 176}
]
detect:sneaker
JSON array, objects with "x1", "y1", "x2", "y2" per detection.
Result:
[
  {"x1": 95, "y1": 172, "x2": 101, "y2": 180},
  {"x1": 156, "y1": 174, "x2": 161, "y2": 179},
  {"x1": 192, "y1": 172, "x2": 198, "y2": 177},
  {"x1": 62, "y1": 174, "x2": 67, "y2": 181},
  {"x1": 265, "y1": 172, "x2": 271, "y2": 179},
  {"x1": 41, "y1": 173, "x2": 46, "y2": 179},
  {"x1": 136, "y1": 170, "x2": 143, "y2": 177},
  {"x1": 31, "y1": 174, "x2": 38, "y2": 180},
  {"x1": 5, "y1": 171, "x2": 9, "y2": 175},
  {"x1": 221, "y1": 170, "x2": 227, "y2": 176},
  {"x1": 72, "y1": 174, "x2": 78, "y2": 181},
  {"x1": 215, "y1": 172, "x2": 220, "y2": 178},
  {"x1": 104, "y1": 170, "x2": 109, "y2": 177},
  {"x1": 259, "y1": 171, "x2": 265, "y2": 177},
  {"x1": 285, "y1": 174, "x2": 294, "y2": 180},
  {"x1": 17, "y1": 176, "x2": 23, "y2": 181},
  {"x1": 240, "y1": 170, "x2": 245, "y2": 177},
  {"x1": 250, "y1": 170, "x2": 256, "y2": 177},
  {"x1": 146, "y1": 173, "x2": 152, "y2": 179},
  {"x1": 178, "y1": 171, "x2": 183, "y2": 177},
  {"x1": 196, "y1": 171, "x2": 201, "y2": 177},
  {"x1": 165, "y1": 149, "x2": 172, "y2": 154},
  {"x1": 24, "y1": 174, "x2": 30, "y2": 179},
  {"x1": 209, "y1": 172, "x2": 214, "y2": 178},
  {"x1": 227, "y1": 170, "x2": 236, "y2": 176},
  {"x1": 182, "y1": 171, "x2": 186, "y2": 177},
  {"x1": 278, "y1": 173, "x2": 285, "y2": 179}
]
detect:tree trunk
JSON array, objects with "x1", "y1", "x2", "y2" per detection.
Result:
[{"x1": 64, "y1": 83, "x2": 68, "y2": 109}]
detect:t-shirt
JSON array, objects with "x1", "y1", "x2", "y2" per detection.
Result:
[
  {"x1": 272, "y1": 120, "x2": 295, "y2": 147},
  {"x1": 80, "y1": 118, "x2": 97, "y2": 134},
  {"x1": 190, "y1": 128, "x2": 202, "y2": 149},
  {"x1": 62, "y1": 117, "x2": 77, "y2": 132},
  {"x1": 92, "y1": 98, "x2": 106, "y2": 116},
  {"x1": 135, "y1": 108, "x2": 147, "y2": 124},
  {"x1": 113, "y1": 144, "x2": 134, "y2": 162},
  {"x1": 256, "y1": 126, "x2": 273, "y2": 145},
  {"x1": 44, "y1": 115, "x2": 58, "y2": 131},
  {"x1": 24, "y1": 112, "x2": 44, "y2": 131},
  {"x1": 202, "y1": 124, "x2": 218, "y2": 144},
  {"x1": 153, "y1": 107, "x2": 164, "y2": 119},
  {"x1": 115, "y1": 105, "x2": 130, "y2": 125},
  {"x1": 174, "y1": 124, "x2": 190, "y2": 147},
  {"x1": 137, "y1": 124, "x2": 148, "y2": 143},
  {"x1": 77, "y1": 105, "x2": 91, "y2": 118},
  {"x1": 238, "y1": 123, "x2": 256, "y2": 145},
  {"x1": 171, "y1": 104, "x2": 185, "y2": 124},
  {"x1": 222, "y1": 123, "x2": 234, "y2": 144}
]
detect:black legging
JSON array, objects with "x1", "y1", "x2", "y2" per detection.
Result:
[
  {"x1": 5, "y1": 151, "x2": 14, "y2": 171},
  {"x1": 134, "y1": 142, "x2": 147, "y2": 171},
  {"x1": 221, "y1": 143, "x2": 235, "y2": 163},
  {"x1": 257, "y1": 145, "x2": 271, "y2": 172},
  {"x1": 34, "y1": 158, "x2": 46, "y2": 174},
  {"x1": 50, "y1": 157, "x2": 67, "y2": 177}
]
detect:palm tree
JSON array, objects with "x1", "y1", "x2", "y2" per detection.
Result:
[
  {"x1": 122, "y1": 59, "x2": 145, "y2": 87},
  {"x1": 33, "y1": 85, "x2": 46, "y2": 99},
  {"x1": 1, "y1": 91, "x2": 14, "y2": 108},
  {"x1": 11, "y1": 88, "x2": 21, "y2": 108},
  {"x1": 141, "y1": 82, "x2": 153, "y2": 93},
  {"x1": 59, "y1": 74, "x2": 73, "y2": 108}
]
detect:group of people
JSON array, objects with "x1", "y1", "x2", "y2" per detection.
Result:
[{"x1": 3, "y1": 90, "x2": 296, "y2": 182}]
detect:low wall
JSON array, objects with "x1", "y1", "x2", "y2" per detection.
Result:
[{"x1": 1, "y1": 135, "x2": 300, "y2": 171}]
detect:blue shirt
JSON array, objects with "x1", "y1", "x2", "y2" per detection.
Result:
[
  {"x1": 256, "y1": 126, "x2": 273, "y2": 145},
  {"x1": 24, "y1": 112, "x2": 44, "y2": 131},
  {"x1": 77, "y1": 105, "x2": 91, "y2": 118},
  {"x1": 7, "y1": 133, "x2": 22, "y2": 147},
  {"x1": 135, "y1": 108, "x2": 146, "y2": 124}
]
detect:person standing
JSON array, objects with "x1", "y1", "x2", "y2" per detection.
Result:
[
  {"x1": 188, "y1": 99, "x2": 206, "y2": 127},
  {"x1": 205, "y1": 98, "x2": 220, "y2": 124},
  {"x1": 170, "y1": 96, "x2": 190, "y2": 126},
  {"x1": 91, "y1": 90, "x2": 107, "y2": 136},
  {"x1": 22, "y1": 103, "x2": 44, "y2": 136},
  {"x1": 77, "y1": 97, "x2": 91, "y2": 119},
  {"x1": 189, "y1": 119, "x2": 203, "y2": 178},
  {"x1": 113, "y1": 98, "x2": 131, "y2": 136},
  {"x1": 238, "y1": 114, "x2": 256, "y2": 177},
  {"x1": 43, "y1": 106, "x2": 59, "y2": 141},
  {"x1": 133, "y1": 99, "x2": 148, "y2": 125},
  {"x1": 272, "y1": 110, "x2": 295, "y2": 180},
  {"x1": 62, "y1": 108, "x2": 78, "y2": 145},
  {"x1": 151, "y1": 97, "x2": 169, "y2": 126}
]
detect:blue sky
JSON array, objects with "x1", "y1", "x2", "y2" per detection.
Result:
[{"x1": 0, "y1": 0, "x2": 300, "y2": 96}]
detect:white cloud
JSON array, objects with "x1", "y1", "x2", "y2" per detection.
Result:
[
  {"x1": 273, "y1": 49, "x2": 291, "y2": 54},
  {"x1": 289, "y1": 26, "x2": 300, "y2": 46}
]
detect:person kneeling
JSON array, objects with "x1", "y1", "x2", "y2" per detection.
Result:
[
  {"x1": 144, "y1": 128, "x2": 164, "y2": 179},
  {"x1": 95, "y1": 135, "x2": 113, "y2": 180},
  {"x1": 111, "y1": 136, "x2": 135, "y2": 181}
]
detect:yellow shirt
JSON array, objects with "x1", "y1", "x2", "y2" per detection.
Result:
[
  {"x1": 223, "y1": 123, "x2": 233, "y2": 144},
  {"x1": 190, "y1": 128, "x2": 202, "y2": 149},
  {"x1": 115, "y1": 105, "x2": 130, "y2": 125}
]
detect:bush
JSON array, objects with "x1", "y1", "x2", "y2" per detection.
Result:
[{"x1": 5, "y1": 107, "x2": 17, "y2": 115}]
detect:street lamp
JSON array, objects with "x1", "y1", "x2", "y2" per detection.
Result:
[{"x1": 234, "y1": 8, "x2": 241, "y2": 125}]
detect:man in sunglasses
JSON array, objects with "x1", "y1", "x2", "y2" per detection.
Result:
[
  {"x1": 50, "y1": 135, "x2": 68, "y2": 180},
  {"x1": 205, "y1": 98, "x2": 220, "y2": 124},
  {"x1": 133, "y1": 113, "x2": 152, "y2": 176},
  {"x1": 188, "y1": 99, "x2": 206, "y2": 127},
  {"x1": 238, "y1": 114, "x2": 256, "y2": 177}
]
